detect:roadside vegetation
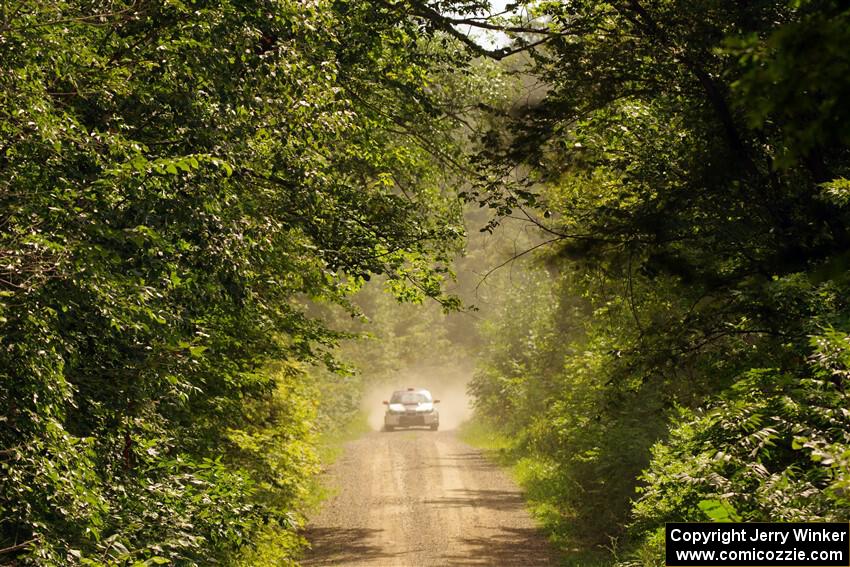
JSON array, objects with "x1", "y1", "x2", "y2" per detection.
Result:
[
  {"x1": 458, "y1": 0, "x2": 850, "y2": 564},
  {"x1": 3, "y1": 0, "x2": 850, "y2": 566},
  {"x1": 0, "y1": 1, "x2": 478, "y2": 564}
]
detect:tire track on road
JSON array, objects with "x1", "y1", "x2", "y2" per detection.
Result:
[{"x1": 302, "y1": 431, "x2": 556, "y2": 566}]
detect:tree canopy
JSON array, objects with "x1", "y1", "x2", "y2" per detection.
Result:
[
  {"x1": 453, "y1": 0, "x2": 850, "y2": 560},
  {"x1": 0, "y1": 1, "x2": 476, "y2": 563},
  {"x1": 3, "y1": 0, "x2": 850, "y2": 564}
]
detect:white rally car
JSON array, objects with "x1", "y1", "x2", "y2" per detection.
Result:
[{"x1": 383, "y1": 388, "x2": 440, "y2": 431}]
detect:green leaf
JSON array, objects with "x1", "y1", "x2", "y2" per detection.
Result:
[
  {"x1": 189, "y1": 346, "x2": 207, "y2": 357},
  {"x1": 698, "y1": 499, "x2": 741, "y2": 522}
]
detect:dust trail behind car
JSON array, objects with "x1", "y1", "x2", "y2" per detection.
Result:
[{"x1": 361, "y1": 363, "x2": 474, "y2": 431}]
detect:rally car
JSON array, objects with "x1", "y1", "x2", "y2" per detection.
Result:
[{"x1": 382, "y1": 388, "x2": 440, "y2": 431}]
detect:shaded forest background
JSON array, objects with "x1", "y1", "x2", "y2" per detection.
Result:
[{"x1": 2, "y1": 0, "x2": 850, "y2": 565}]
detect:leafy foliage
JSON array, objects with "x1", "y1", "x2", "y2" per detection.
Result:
[
  {"x1": 0, "y1": 0, "x2": 471, "y2": 563},
  {"x1": 6, "y1": 0, "x2": 850, "y2": 564},
  {"x1": 628, "y1": 330, "x2": 850, "y2": 564},
  {"x1": 449, "y1": 0, "x2": 850, "y2": 562}
]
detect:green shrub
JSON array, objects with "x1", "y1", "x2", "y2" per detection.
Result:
[{"x1": 626, "y1": 329, "x2": 850, "y2": 564}]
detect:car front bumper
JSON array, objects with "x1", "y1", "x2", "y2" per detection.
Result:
[{"x1": 385, "y1": 411, "x2": 439, "y2": 427}]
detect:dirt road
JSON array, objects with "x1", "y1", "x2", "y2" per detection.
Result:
[{"x1": 302, "y1": 430, "x2": 556, "y2": 566}]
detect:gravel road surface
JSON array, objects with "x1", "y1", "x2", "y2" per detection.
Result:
[{"x1": 302, "y1": 430, "x2": 556, "y2": 566}]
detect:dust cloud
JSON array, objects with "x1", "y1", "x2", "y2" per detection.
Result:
[
  {"x1": 362, "y1": 364, "x2": 474, "y2": 431},
  {"x1": 348, "y1": 211, "x2": 542, "y2": 434}
]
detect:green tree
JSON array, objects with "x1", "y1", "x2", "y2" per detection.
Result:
[
  {"x1": 431, "y1": 0, "x2": 850, "y2": 558},
  {"x1": 0, "y1": 1, "x2": 472, "y2": 563}
]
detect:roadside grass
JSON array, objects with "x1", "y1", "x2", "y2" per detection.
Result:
[
  {"x1": 456, "y1": 418, "x2": 514, "y2": 465},
  {"x1": 239, "y1": 411, "x2": 371, "y2": 566},
  {"x1": 316, "y1": 410, "x2": 372, "y2": 467},
  {"x1": 304, "y1": 410, "x2": 372, "y2": 510},
  {"x1": 457, "y1": 419, "x2": 615, "y2": 567},
  {"x1": 237, "y1": 519, "x2": 304, "y2": 567}
]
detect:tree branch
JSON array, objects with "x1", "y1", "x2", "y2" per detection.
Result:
[
  {"x1": 619, "y1": 0, "x2": 751, "y2": 164},
  {"x1": 475, "y1": 235, "x2": 563, "y2": 291},
  {"x1": 379, "y1": 0, "x2": 556, "y2": 60},
  {"x1": 0, "y1": 538, "x2": 37, "y2": 556}
]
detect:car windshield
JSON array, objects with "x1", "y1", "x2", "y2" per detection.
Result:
[{"x1": 391, "y1": 391, "x2": 431, "y2": 404}]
